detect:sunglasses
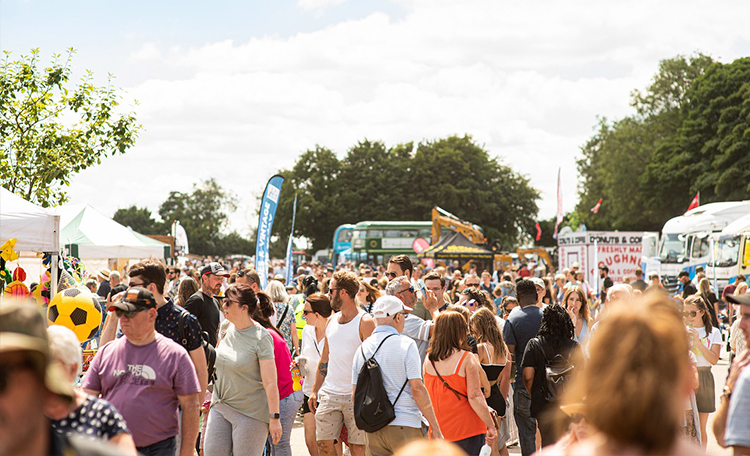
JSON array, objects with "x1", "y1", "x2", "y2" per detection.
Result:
[
  {"x1": 465, "y1": 283, "x2": 480, "y2": 287},
  {"x1": 464, "y1": 299, "x2": 477, "y2": 307},
  {"x1": 0, "y1": 359, "x2": 38, "y2": 394},
  {"x1": 115, "y1": 308, "x2": 148, "y2": 319},
  {"x1": 398, "y1": 286, "x2": 415, "y2": 295},
  {"x1": 385, "y1": 272, "x2": 398, "y2": 279},
  {"x1": 683, "y1": 311, "x2": 698, "y2": 318},
  {"x1": 569, "y1": 413, "x2": 585, "y2": 424}
]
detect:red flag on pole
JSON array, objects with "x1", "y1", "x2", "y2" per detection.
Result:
[
  {"x1": 535, "y1": 222, "x2": 541, "y2": 241},
  {"x1": 685, "y1": 192, "x2": 700, "y2": 214},
  {"x1": 590, "y1": 198, "x2": 602, "y2": 214}
]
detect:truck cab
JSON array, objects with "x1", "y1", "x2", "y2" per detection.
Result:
[
  {"x1": 708, "y1": 213, "x2": 750, "y2": 296},
  {"x1": 645, "y1": 201, "x2": 750, "y2": 293}
]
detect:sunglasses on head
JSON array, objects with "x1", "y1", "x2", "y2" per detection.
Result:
[
  {"x1": 464, "y1": 299, "x2": 477, "y2": 307},
  {"x1": 115, "y1": 308, "x2": 148, "y2": 319},
  {"x1": 683, "y1": 310, "x2": 698, "y2": 318}
]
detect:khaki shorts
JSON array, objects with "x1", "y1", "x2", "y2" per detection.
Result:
[
  {"x1": 365, "y1": 425, "x2": 423, "y2": 456},
  {"x1": 315, "y1": 392, "x2": 366, "y2": 445}
]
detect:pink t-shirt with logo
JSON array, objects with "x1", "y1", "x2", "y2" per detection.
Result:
[{"x1": 82, "y1": 333, "x2": 200, "y2": 447}]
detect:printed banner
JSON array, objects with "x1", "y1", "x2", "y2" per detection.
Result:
[
  {"x1": 285, "y1": 194, "x2": 298, "y2": 285},
  {"x1": 172, "y1": 221, "x2": 189, "y2": 256},
  {"x1": 255, "y1": 175, "x2": 285, "y2": 290}
]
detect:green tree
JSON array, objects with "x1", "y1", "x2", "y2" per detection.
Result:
[
  {"x1": 273, "y1": 135, "x2": 539, "y2": 252},
  {"x1": 273, "y1": 146, "x2": 343, "y2": 252},
  {"x1": 577, "y1": 53, "x2": 715, "y2": 231},
  {"x1": 113, "y1": 205, "x2": 164, "y2": 234},
  {"x1": 0, "y1": 49, "x2": 141, "y2": 206},
  {"x1": 218, "y1": 231, "x2": 255, "y2": 257},
  {"x1": 159, "y1": 179, "x2": 238, "y2": 255},
  {"x1": 642, "y1": 57, "x2": 750, "y2": 210},
  {"x1": 411, "y1": 135, "x2": 539, "y2": 250}
]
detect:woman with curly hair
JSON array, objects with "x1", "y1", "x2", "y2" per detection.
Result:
[{"x1": 521, "y1": 305, "x2": 580, "y2": 448}]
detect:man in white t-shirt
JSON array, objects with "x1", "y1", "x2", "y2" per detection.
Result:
[{"x1": 352, "y1": 296, "x2": 442, "y2": 454}]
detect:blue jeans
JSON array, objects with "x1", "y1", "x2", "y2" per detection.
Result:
[
  {"x1": 272, "y1": 390, "x2": 304, "y2": 456},
  {"x1": 136, "y1": 436, "x2": 176, "y2": 456},
  {"x1": 513, "y1": 382, "x2": 537, "y2": 456}
]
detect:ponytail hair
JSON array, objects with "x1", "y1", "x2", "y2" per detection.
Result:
[
  {"x1": 253, "y1": 291, "x2": 284, "y2": 338},
  {"x1": 685, "y1": 295, "x2": 714, "y2": 335}
]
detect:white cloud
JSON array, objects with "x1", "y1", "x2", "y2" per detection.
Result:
[
  {"x1": 297, "y1": 0, "x2": 347, "y2": 11},
  {"x1": 128, "y1": 42, "x2": 161, "y2": 62},
  {"x1": 66, "y1": 0, "x2": 750, "y2": 236}
]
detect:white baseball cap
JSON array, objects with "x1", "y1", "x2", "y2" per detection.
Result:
[
  {"x1": 372, "y1": 296, "x2": 412, "y2": 318},
  {"x1": 530, "y1": 277, "x2": 545, "y2": 289}
]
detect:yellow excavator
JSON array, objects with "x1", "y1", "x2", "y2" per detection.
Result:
[
  {"x1": 431, "y1": 206, "x2": 486, "y2": 245},
  {"x1": 431, "y1": 207, "x2": 514, "y2": 272},
  {"x1": 516, "y1": 247, "x2": 554, "y2": 272}
]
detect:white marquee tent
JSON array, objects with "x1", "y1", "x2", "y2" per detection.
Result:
[
  {"x1": 54, "y1": 204, "x2": 169, "y2": 259},
  {"x1": 0, "y1": 187, "x2": 60, "y2": 253}
]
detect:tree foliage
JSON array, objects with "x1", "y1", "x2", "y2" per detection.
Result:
[
  {"x1": 0, "y1": 49, "x2": 141, "y2": 206},
  {"x1": 642, "y1": 57, "x2": 750, "y2": 205},
  {"x1": 159, "y1": 179, "x2": 240, "y2": 256},
  {"x1": 113, "y1": 205, "x2": 164, "y2": 235},
  {"x1": 576, "y1": 53, "x2": 720, "y2": 231},
  {"x1": 273, "y1": 135, "x2": 539, "y2": 252}
]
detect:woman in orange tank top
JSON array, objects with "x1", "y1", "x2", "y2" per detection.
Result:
[{"x1": 424, "y1": 311, "x2": 498, "y2": 456}]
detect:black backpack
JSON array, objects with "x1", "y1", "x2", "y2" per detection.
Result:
[
  {"x1": 540, "y1": 337, "x2": 575, "y2": 402},
  {"x1": 353, "y1": 334, "x2": 408, "y2": 433},
  {"x1": 178, "y1": 309, "x2": 217, "y2": 382}
]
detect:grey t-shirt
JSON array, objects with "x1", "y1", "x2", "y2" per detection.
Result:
[
  {"x1": 503, "y1": 305, "x2": 543, "y2": 384},
  {"x1": 212, "y1": 322, "x2": 275, "y2": 422},
  {"x1": 725, "y1": 364, "x2": 750, "y2": 448}
]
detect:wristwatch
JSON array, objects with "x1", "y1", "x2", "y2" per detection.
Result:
[
  {"x1": 720, "y1": 386, "x2": 732, "y2": 401},
  {"x1": 270, "y1": 413, "x2": 280, "y2": 419}
]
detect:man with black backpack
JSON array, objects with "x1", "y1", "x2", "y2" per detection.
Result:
[{"x1": 351, "y1": 296, "x2": 442, "y2": 456}]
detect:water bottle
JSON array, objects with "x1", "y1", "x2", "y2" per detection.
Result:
[
  {"x1": 292, "y1": 365, "x2": 302, "y2": 391},
  {"x1": 478, "y1": 444, "x2": 492, "y2": 456}
]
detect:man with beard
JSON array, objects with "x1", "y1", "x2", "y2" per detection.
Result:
[
  {"x1": 184, "y1": 263, "x2": 229, "y2": 347},
  {"x1": 308, "y1": 271, "x2": 376, "y2": 456},
  {"x1": 385, "y1": 276, "x2": 440, "y2": 364}
]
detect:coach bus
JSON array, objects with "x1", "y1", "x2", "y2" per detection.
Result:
[
  {"x1": 350, "y1": 221, "x2": 432, "y2": 265},
  {"x1": 331, "y1": 224, "x2": 355, "y2": 267}
]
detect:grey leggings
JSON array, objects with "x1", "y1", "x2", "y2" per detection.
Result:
[{"x1": 204, "y1": 402, "x2": 269, "y2": 456}]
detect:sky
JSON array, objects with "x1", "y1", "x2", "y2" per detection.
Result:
[{"x1": 3, "y1": 0, "x2": 750, "y2": 239}]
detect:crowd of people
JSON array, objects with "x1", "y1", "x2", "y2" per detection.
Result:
[{"x1": 1, "y1": 253, "x2": 750, "y2": 456}]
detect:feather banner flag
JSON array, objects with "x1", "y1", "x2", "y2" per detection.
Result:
[
  {"x1": 553, "y1": 168, "x2": 563, "y2": 239},
  {"x1": 255, "y1": 175, "x2": 285, "y2": 289}
]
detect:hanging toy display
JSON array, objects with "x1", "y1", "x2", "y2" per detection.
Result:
[
  {"x1": 0, "y1": 238, "x2": 18, "y2": 288},
  {"x1": 4, "y1": 266, "x2": 29, "y2": 297}
]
